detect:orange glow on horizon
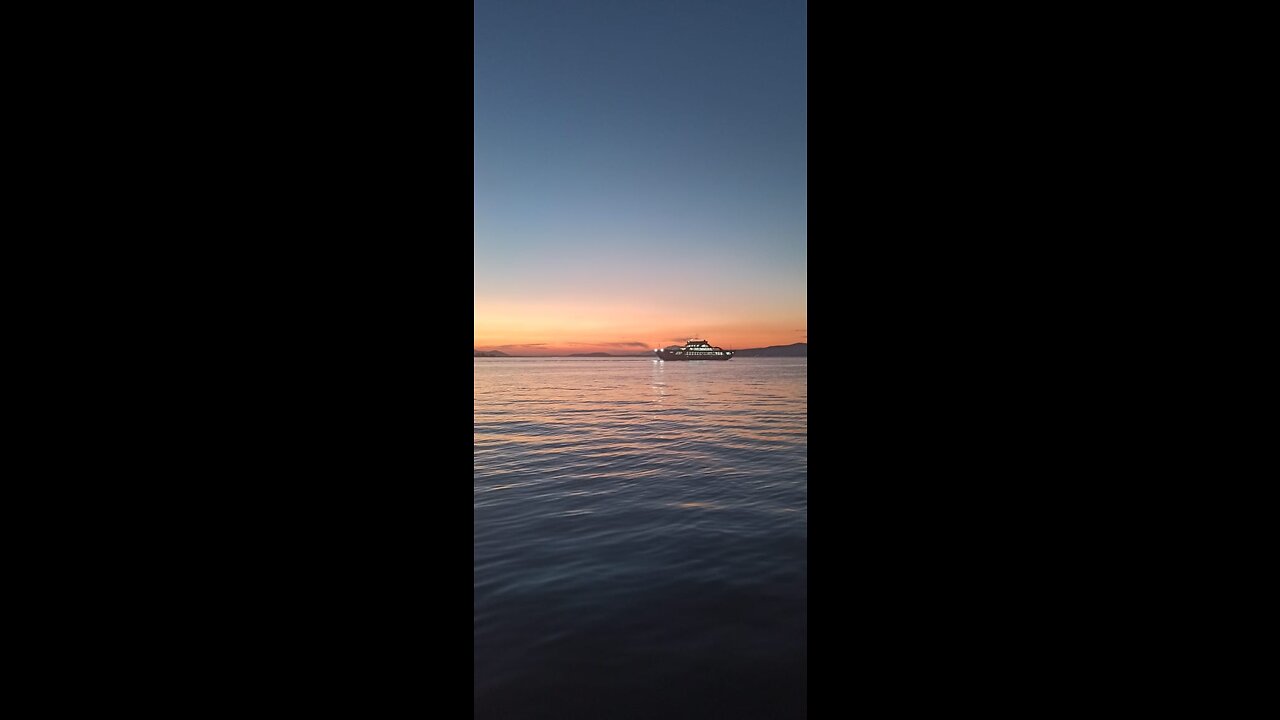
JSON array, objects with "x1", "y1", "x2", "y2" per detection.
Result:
[{"x1": 475, "y1": 298, "x2": 805, "y2": 355}]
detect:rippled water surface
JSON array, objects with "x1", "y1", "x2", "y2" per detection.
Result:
[{"x1": 474, "y1": 357, "x2": 807, "y2": 719}]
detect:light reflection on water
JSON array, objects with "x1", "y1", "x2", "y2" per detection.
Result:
[{"x1": 474, "y1": 357, "x2": 806, "y2": 719}]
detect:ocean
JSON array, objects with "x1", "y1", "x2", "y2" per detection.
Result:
[{"x1": 474, "y1": 357, "x2": 807, "y2": 719}]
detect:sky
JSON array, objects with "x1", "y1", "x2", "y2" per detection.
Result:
[{"x1": 475, "y1": 0, "x2": 806, "y2": 355}]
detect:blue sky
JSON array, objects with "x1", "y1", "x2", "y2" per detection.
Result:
[{"x1": 475, "y1": 0, "x2": 806, "y2": 352}]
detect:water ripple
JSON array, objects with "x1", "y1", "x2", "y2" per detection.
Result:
[{"x1": 475, "y1": 357, "x2": 807, "y2": 719}]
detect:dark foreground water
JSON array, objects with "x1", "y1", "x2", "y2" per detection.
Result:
[{"x1": 475, "y1": 357, "x2": 806, "y2": 719}]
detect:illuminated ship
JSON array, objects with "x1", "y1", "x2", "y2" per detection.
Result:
[{"x1": 653, "y1": 339, "x2": 734, "y2": 361}]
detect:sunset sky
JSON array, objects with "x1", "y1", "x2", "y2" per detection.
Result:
[{"x1": 474, "y1": 0, "x2": 806, "y2": 356}]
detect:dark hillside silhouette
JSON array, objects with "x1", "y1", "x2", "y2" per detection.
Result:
[{"x1": 731, "y1": 343, "x2": 807, "y2": 357}]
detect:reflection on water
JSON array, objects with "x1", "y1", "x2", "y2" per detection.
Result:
[{"x1": 475, "y1": 357, "x2": 806, "y2": 719}]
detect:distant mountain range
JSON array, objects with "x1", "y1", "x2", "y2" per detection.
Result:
[
  {"x1": 731, "y1": 342, "x2": 807, "y2": 357},
  {"x1": 475, "y1": 343, "x2": 806, "y2": 358}
]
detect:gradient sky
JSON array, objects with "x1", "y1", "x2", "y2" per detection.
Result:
[{"x1": 475, "y1": 0, "x2": 806, "y2": 355}]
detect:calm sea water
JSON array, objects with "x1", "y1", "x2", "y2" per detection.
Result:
[{"x1": 474, "y1": 357, "x2": 807, "y2": 719}]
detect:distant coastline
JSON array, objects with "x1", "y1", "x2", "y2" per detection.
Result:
[
  {"x1": 475, "y1": 343, "x2": 806, "y2": 358},
  {"x1": 728, "y1": 342, "x2": 806, "y2": 358}
]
